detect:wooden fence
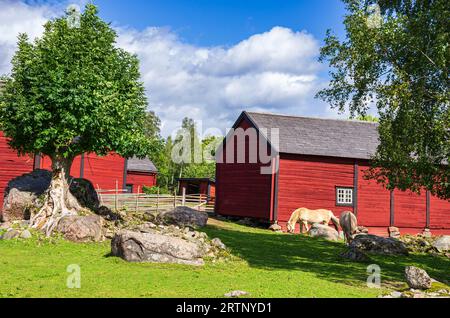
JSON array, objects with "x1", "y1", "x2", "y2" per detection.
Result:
[{"x1": 96, "y1": 183, "x2": 211, "y2": 213}]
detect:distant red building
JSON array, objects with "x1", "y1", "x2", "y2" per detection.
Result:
[
  {"x1": 125, "y1": 157, "x2": 158, "y2": 193},
  {"x1": 0, "y1": 131, "x2": 157, "y2": 210},
  {"x1": 177, "y1": 178, "x2": 215, "y2": 198},
  {"x1": 215, "y1": 111, "x2": 450, "y2": 236}
]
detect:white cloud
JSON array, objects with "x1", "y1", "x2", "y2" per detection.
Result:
[
  {"x1": 0, "y1": 0, "x2": 56, "y2": 73},
  {"x1": 0, "y1": 1, "x2": 342, "y2": 137},
  {"x1": 117, "y1": 26, "x2": 332, "y2": 136}
]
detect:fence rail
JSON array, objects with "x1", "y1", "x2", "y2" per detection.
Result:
[{"x1": 96, "y1": 183, "x2": 212, "y2": 213}]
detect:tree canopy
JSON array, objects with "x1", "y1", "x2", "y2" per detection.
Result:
[
  {"x1": 0, "y1": 4, "x2": 152, "y2": 161},
  {"x1": 318, "y1": 0, "x2": 449, "y2": 199}
]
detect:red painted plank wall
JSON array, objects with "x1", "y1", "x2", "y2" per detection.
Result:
[
  {"x1": 126, "y1": 172, "x2": 157, "y2": 193},
  {"x1": 83, "y1": 153, "x2": 125, "y2": 190},
  {"x1": 429, "y1": 195, "x2": 450, "y2": 229},
  {"x1": 209, "y1": 183, "x2": 216, "y2": 198},
  {"x1": 39, "y1": 156, "x2": 83, "y2": 178},
  {"x1": 393, "y1": 189, "x2": 426, "y2": 228},
  {"x1": 0, "y1": 132, "x2": 35, "y2": 210},
  {"x1": 277, "y1": 154, "x2": 354, "y2": 222},
  {"x1": 357, "y1": 164, "x2": 391, "y2": 227},
  {"x1": 215, "y1": 117, "x2": 273, "y2": 219},
  {"x1": 40, "y1": 153, "x2": 126, "y2": 190}
]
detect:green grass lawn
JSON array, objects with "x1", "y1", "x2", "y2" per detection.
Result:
[{"x1": 0, "y1": 218, "x2": 448, "y2": 298}]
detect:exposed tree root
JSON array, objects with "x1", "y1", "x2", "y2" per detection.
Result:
[{"x1": 30, "y1": 157, "x2": 81, "y2": 236}]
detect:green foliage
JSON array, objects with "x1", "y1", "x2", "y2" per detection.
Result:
[
  {"x1": 153, "y1": 117, "x2": 221, "y2": 193},
  {"x1": 318, "y1": 0, "x2": 449, "y2": 199},
  {"x1": 142, "y1": 185, "x2": 170, "y2": 195},
  {"x1": 0, "y1": 4, "x2": 153, "y2": 161},
  {"x1": 355, "y1": 114, "x2": 379, "y2": 122}
]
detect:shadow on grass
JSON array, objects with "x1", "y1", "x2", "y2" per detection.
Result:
[{"x1": 203, "y1": 222, "x2": 450, "y2": 287}]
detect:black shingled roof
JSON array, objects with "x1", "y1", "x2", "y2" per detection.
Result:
[
  {"x1": 127, "y1": 157, "x2": 158, "y2": 173},
  {"x1": 242, "y1": 111, "x2": 380, "y2": 160}
]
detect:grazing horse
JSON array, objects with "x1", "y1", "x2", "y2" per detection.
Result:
[
  {"x1": 339, "y1": 211, "x2": 358, "y2": 244},
  {"x1": 287, "y1": 208, "x2": 340, "y2": 234}
]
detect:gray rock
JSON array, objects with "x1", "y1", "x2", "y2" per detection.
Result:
[
  {"x1": 340, "y1": 247, "x2": 371, "y2": 262},
  {"x1": 391, "y1": 291, "x2": 402, "y2": 298},
  {"x1": 211, "y1": 238, "x2": 226, "y2": 250},
  {"x1": 1, "y1": 169, "x2": 51, "y2": 222},
  {"x1": 154, "y1": 206, "x2": 208, "y2": 228},
  {"x1": 433, "y1": 236, "x2": 450, "y2": 252},
  {"x1": 1, "y1": 229, "x2": 20, "y2": 240},
  {"x1": 268, "y1": 223, "x2": 282, "y2": 232},
  {"x1": 20, "y1": 229, "x2": 32, "y2": 239},
  {"x1": 356, "y1": 226, "x2": 369, "y2": 234},
  {"x1": 405, "y1": 266, "x2": 432, "y2": 290},
  {"x1": 308, "y1": 223, "x2": 339, "y2": 241},
  {"x1": 0, "y1": 222, "x2": 12, "y2": 229},
  {"x1": 69, "y1": 178, "x2": 100, "y2": 211},
  {"x1": 224, "y1": 290, "x2": 249, "y2": 298},
  {"x1": 350, "y1": 234, "x2": 409, "y2": 255},
  {"x1": 56, "y1": 215, "x2": 103, "y2": 242},
  {"x1": 388, "y1": 226, "x2": 401, "y2": 238},
  {"x1": 111, "y1": 230, "x2": 206, "y2": 266}
]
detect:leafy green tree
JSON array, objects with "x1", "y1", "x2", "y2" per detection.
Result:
[
  {"x1": 317, "y1": 0, "x2": 449, "y2": 199},
  {"x1": 183, "y1": 135, "x2": 221, "y2": 179},
  {"x1": 143, "y1": 111, "x2": 162, "y2": 141},
  {"x1": 355, "y1": 114, "x2": 379, "y2": 122},
  {"x1": 0, "y1": 4, "x2": 153, "y2": 234}
]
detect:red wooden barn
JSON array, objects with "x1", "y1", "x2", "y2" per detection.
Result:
[
  {"x1": 215, "y1": 111, "x2": 450, "y2": 236},
  {"x1": 0, "y1": 132, "x2": 157, "y2": 211}
]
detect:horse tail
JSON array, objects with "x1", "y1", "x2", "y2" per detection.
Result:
[{"x1": 330, "y1": 213, "x2": 340, "y2": 232}]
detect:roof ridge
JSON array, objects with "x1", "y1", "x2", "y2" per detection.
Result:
[{"x1": 245, "y1": 111, "x2": 379, "y2": 125}]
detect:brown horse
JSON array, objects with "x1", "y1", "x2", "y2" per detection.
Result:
[
  {"x1": 287, "y1": 208, "x2": 340, "y2": 234},
  {"x1": 339, "y1": 211, "x2": 358, "y2": 244}
]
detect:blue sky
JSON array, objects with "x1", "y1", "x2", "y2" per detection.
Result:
[
  {"x1": 91, "y1": 0, "x2": 346, "y2": 46},
  {"x1": 1, "y1": 0, "x2": 351, "y2": 136}
]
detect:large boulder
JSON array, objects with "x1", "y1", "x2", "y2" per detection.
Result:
[
  {"x1": 150, "y1": 206, "x2": 208, "y2": 228},
  {"x1": 69, "y1": 178, "x2": 100, "y2": 211},
  {"x1": 56, "y1": 215, "x2": 103, "y2": 242},
  {"x1": 350, "y1": 234, "x2": 409, "y2": 255},
  {"x1": 308, "y1": 223, "x2": 339, "y2": 241},
  {"x1": 340, "y1": 247, "x2": 371, "y2": 262},
  {"x1": 433, "y1": 236, "x2": 450, "y2": 252},
  {"x1": 1, "y1": 169, "x2": 51, "y2": 221},
  {"x1": 405, "y1": 266, "x2": 432, "y2": 290},
  {"x1": 111, "y1": 230, "x2": 207, "y2": 266},
  {"x1": 1, "y1": 170, "x2": 100, "y2": 222}
]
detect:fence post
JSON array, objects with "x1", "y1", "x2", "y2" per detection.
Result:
[
  {"x1": 96, "y1": 184, "x2": 103, "y2": 206},
  {"x1": 135, "y1": 186, "x2": 140, "y2": 213},
  {"x1": 182, "y1": 187, "x2": 186, "y2": 206},
  {"x1": 156, "y1": 188, "x2": 159, "y2": 213},
  {"x1": 115, "y1": 180, "x2": 118, "y2": 212},
  {"x1": 173, "y1": 188, "x2": 177, "y2": 208}
]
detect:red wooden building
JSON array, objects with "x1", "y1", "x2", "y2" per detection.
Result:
[
  {"x1": 177, "y1": 178, "x2": 216, "y2": 198},
  {"x1": 0, "y1": 132, "x2": 157, "y2": 210},
  {"x1": 125, "y1": 157, "x2": 158, "y2": 193},
  {"x1": 215, "y1": 111, "x2": 450, "y2": 236}
]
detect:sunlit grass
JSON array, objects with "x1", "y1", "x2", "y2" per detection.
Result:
[{"x1": 0, "y1": 218, "x2": 448, "y2": 298}]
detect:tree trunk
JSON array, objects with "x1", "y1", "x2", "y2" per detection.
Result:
[{"x1": 30, "y1": 156, "x2": 81, "y2": 236}]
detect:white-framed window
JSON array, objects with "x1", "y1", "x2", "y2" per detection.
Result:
[{"x1": 336, "y1": 187, "x2": 353, "y2": 206}]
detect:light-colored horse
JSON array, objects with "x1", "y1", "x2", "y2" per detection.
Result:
[
  {"x1": 339, "y1": 211, "x2": 358, "y2": 244},
  {"x1": 287, "y1": 208, "x2": 340, "y2": 234}
]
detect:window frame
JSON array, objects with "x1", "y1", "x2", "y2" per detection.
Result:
[
  {"x1": 125, "y1": 184, "x2": 134, "y2": 193},
  {"x1": 335, "y1": 186, "x2": 354, "y2": 207}
]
